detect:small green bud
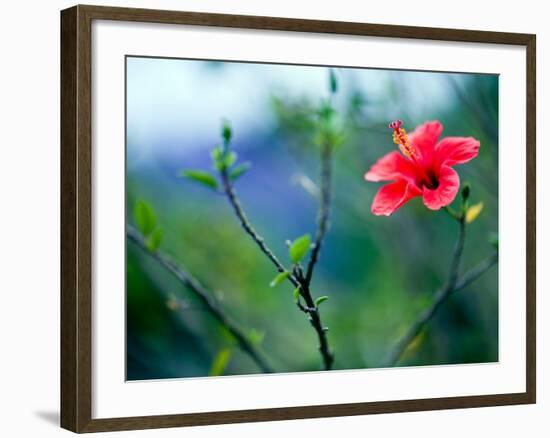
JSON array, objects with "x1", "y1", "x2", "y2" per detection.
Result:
[
  {"x1": 329, "y1": 69, "x2": 338, "y2": 94},
  {"x1": 318, "y1": 101, "x2": 335, "y2": 122},
  {"x1": 221, "y1": 120, "x2": 232, "y2": 145},
  {"x1": 488, "y1": 232, "x2": 499, "y2": 249},
  {"x1": 248, "y1": 329, "x2": 265, "y2": 345},
  {"x1": 146, "y1": 228, "x2": 163, "y2": 252},
  {"x1": 465, "y1": 202, "x2": 484, "y2": 224},
  {"x1": 134, "y1": 200, "x2": 157, "y2": 236},
  {"x1": 461, "y1": 183, "x2": 471, "y2": 201}
]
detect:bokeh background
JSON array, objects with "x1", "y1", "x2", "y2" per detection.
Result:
[{"x1": 126, "y1": 56, "x2": 498, "y2": 380}]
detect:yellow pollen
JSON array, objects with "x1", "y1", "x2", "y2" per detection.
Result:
[{"x1": 393, "y1": 128, "x2": 417, "y2": 160}]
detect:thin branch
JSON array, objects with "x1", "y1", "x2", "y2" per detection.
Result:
[
  {"x1": 305, "y1": 143, "x2": 332, "y2": 285},
  {"x1": 455, "y1": 252, "x2": 498, "y2": 291},
  {"x1": 448, "y1": 217, "x2": 467, "y2": 287},
  {"x1": 294, "y1": 269, "x2": 335, "y2": 370},
  {"x1": 384, "y1": 216, "x2": 498, "y2": 367},
  {"x1": 220, "y1": 168, "x2": 334, "y2": 370},
  {"x1": 127, "y1": 225, "x2": 274, "y2": 374},
  {"x1": 219, "y1": 170, "x2": 299, "y2": 287}
]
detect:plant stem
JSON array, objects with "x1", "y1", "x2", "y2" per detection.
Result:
[
  {"x1": 127, "y1": 225, "x2": 274, "y2": 374},
  {"x1": 449, "y1": 216, "x2": 467, "y2": 287},
  {"x1": 384, "y1": 217, "x2": 497, "y2": 367},
  {"x1": 220, "y1": 168, "x2": 334, "y2": 370},
  {"x1": 305, "y1": 143, "x2": 332, "y2": 285},
  {"x1": 219, "y1": 170, "x2": 299, "y2": 287},
  {"x1": 300, "y1": 142, "x2": 334, "y2": 370},
  {"x1": 455, "y1": 252, "x2": 498, "y2": 291},
  {"x1": 294, "y1": 269, "x2": 335, "y2": 370}
]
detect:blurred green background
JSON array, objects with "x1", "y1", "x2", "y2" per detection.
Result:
[{"x1": 126, "y1": 57, "x2": 498, "y2": 380}]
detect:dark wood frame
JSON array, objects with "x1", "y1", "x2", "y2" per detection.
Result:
[{"x1": 61, "y1": 4, "x2": 536, "y2": 433}]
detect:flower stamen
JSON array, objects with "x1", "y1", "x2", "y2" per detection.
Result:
[{"x1": 389, "y1": 120, "x2": 419, "y2": 160}]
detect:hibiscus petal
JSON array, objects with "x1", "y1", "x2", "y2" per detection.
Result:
[
  {"x1": 422, "y1": 166, "x2": 460, "y2": 210},
  {"x1": 435, "y1": 136, "x2": 480, "y2": 166},
  {"x1": 371, "y1": 180, "x2": 421, "y2": 216},
  {"x1": 408, "y1": 120, "x2": 443, "y2": 160},
  {"x1": 365, "y1": 151, "x2": 417, "y2": 183}
]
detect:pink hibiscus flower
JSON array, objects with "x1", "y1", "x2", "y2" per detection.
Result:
[{"x1": 365, "y1": 120, "x2": 480, "y2": 216}]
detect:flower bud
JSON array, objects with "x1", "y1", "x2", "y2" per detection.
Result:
[
  {"x1": 488, "y1": 232, "x2": 499, "y2": 249},
  {"x1": 329, "y1": 69, "x2": 338, "y2": 94},
  {"x1": 465, "y1": 201, "x2": 484, "y2": 224},
  {"x1": 221, "y1": 120, "x2": 232, "y2": 145},
  {"x1": 461, "y1": 183, "x2": 471, "y2": 201}
]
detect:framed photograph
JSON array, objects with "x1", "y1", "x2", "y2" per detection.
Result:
[{"x1": 60, "y1": 4, "x2": 536, "y2": 433}]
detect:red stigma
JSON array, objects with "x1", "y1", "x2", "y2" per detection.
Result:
[{"x1": 389, "y1": 120, "x2": 403, "y2": 131}]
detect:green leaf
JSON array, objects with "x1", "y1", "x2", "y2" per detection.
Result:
[
  {"x1": 134, "y1": 200, "x2": 157, "y2": 236},
  {"x1": 211, "y1": 146, "x2": 226, "y2": 171},
  {"x1": 224, "y1": 151, "x2": 237, "y2": 168},
  {"x1": 209, "y1": 348, "x2": 232, "y2": 377},
  {"x1": 211, "y1": 146, "x2": 236, "y2": 171},
  {"x1": 318, "y1": 101, "x2": 335, "y2": 122},
  {"x1": 293, "y1": 287, "x2": 301, "y2": 303},
  {"x1": 180, "y1": 170, "x2": 218, "y2": 189},
  {"x1": 270, "y1": 271, "x2": 289, "y2": 287},
  {"x1": 289, "y1": 234, "x2": 311, "y2": 264},
  {"x1": 315, "y1": 296, "x2": 329, "y2": 307},
  {"x1": 248, "y1": 329, "x2": 265, "y2": 345},
  {"x1": 146, "y1": 228, "x2": 163, "y2": 252},
  {"x1": 230, "y1": 162, "x2": 251, "y2": 181}
]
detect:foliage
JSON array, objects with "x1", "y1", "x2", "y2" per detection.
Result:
[
  {"x1": 134, "y1": 200, "x2": 156, "y2": 236},
  {"x1": 126, "y1": 60, "x2": 499, "y2": 379},
  {"x1": 288, "y1": 234, "x2": 311, "y2": 264}
]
